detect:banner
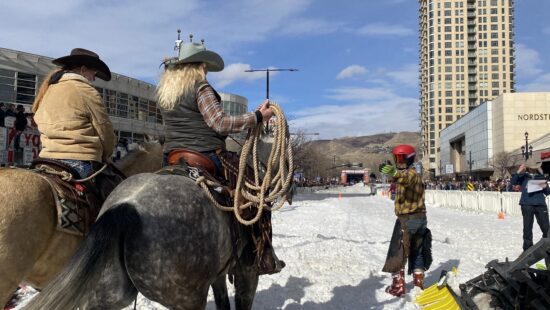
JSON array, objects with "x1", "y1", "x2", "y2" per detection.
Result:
[{"x1": 1, "y1": 116, "x2": 41, "y2": 166}]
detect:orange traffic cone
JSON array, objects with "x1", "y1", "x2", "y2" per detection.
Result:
[{"x1": 498, "y1": 211, "x2": 504, "y2": 220}]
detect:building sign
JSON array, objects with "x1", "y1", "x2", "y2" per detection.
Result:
[
  {"x1": 445, "y1": 164, "x2": 454, "y2": 174},
  {"x1": 517, "y1": 114, "x2": 550, "y2": 121}
]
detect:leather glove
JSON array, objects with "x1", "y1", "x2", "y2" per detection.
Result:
[{"x1": 380, "y1": 164, "x2": 397, "y2": 177}]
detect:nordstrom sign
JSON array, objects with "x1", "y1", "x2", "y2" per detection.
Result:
[{"x1": 518, "y1": 114, "x2": 550, "y2": 121}]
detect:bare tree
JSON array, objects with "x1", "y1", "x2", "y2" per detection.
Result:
[
  {"x1": 490, "y1": 151, "x2": 519, "y2": 179},
  {"x1": 290, "y1": 130, "x2": 331, "y2": 183}
]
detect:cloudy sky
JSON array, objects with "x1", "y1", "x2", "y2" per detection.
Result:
[{"x1": 1, "y1": 0, "x2": 549, "y2": 139}]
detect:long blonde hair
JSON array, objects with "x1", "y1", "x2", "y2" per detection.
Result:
[
  {"x1": 32, "y1": 69, "x2": 62, "y2": 113},
  {"x1": 156, "y1": 63, "x2": 206, "y2": 111}
]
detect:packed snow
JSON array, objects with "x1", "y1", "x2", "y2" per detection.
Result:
[{"x1": 15, "y1": 183, "x2": 533, "y2": 309}]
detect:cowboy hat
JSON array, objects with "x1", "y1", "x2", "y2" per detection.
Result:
[
  {"x1": 52, "y1": 48, "x2": 112, "y2": 81},
  {"x1": 172, "y1": 42, "x2": 224, "y2": 72}
]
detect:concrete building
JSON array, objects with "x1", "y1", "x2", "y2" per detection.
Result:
[
  {"x1": 439, "y1": 92, "x2": 550, "y2": 179},
  {"x1": 419, "y1": 0, "x2": 516, "y2": 174}
]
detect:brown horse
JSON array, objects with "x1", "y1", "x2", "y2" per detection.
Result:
[{"x1": 0, "y1": 141, "x2": 162, "y2": 306}]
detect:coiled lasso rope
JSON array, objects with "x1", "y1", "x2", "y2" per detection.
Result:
[{"x1": 196, "y1": 102, "x2": 294, "y2": 226}]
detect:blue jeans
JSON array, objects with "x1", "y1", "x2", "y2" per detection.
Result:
[
  {"x1": 404, "y1": 217, "x2": 428, "y2": 270},
  {"x1": 58, "y1": 159, "x2": 93, "y2": 178},
  {"x1": 201, "y1": 151, "x2": 223, "y2": 176}
]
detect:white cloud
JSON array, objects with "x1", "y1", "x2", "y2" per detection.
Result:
[
  {"x1": 0, "y1": 0, "x2": 314, "y2": 80},
  {"x1": 325, "y1": 87, "x2": 396, "y2": 101},
  {"x1": 280, "y1": 19, "x2": 344, "y2": 35},
  {"x1": 518, "y1": 73, "x2": 550, "y2": 92},
  {"x1": 515, "y1": 43, "x2": 543, "y2": 77},
  {"x1": 384, "y1": 63, "x2": 419, "y2": 87},
  {"x1": 336, "y1": 65, "x2": 367, "y2": 80},
  {"x1": 210, "y1": 63, "x2": 266, "y2": 87},
  {"x1": 290, "y1": 90, "x2": 418, "y2": 139},
  {"x1": 356, "y1": 23, "x2": 414, "y2": 36},
  {"x1": 287, "y1": 85, "x2": 420, "y2": 139}
]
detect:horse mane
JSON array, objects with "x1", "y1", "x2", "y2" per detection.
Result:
[{"x1": 113, "y1": 141, "x2": 163, "y2": 176}]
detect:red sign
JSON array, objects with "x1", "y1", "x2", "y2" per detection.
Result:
[{"x1": 541, "y1": 151, "x2": 550, "y2": 160}]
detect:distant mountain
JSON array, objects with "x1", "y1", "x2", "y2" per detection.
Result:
[{"x1": 307, "y1": 131, "x2": 421, "y2": 173}]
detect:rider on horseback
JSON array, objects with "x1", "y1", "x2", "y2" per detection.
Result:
[
  {"x1": 32, "y1": 48, "x2": 122, "y2": 200},
  {"x1": 156, "y1": 38, "x2": 285, "y2": 275}
]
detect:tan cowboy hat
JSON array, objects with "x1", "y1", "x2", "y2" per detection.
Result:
[
  {"x1": 52, "y1": 48, "x2": 112, "y2": 81},
  {"x1": 173, "y1": 42, "x2": 224, "y2": 72}
]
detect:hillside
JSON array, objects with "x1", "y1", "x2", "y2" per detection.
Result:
[{"x1": 306, "y1": 131, "x2": 421, "y2": 173}]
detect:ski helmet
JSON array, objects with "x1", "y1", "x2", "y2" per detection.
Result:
[{"x1": 392, "y1": 144, "x2": 416, "y2": 168}]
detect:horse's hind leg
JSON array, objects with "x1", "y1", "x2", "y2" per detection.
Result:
[
  {"x1": 211, "y1": 275, "x2": 230, "y2": 310},
  {"x1": 233, "y1": 264, "x2": 259, "y2": 310},
  {"x1": 84, "y1": 244, "x2": 138, "y2": 309}
]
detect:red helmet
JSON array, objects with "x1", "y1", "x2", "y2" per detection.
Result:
[{"x1": 392, "y1": 144, "x2": 416, "y2": 168}]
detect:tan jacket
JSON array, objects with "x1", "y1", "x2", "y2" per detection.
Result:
[{"x1": 34, "y1": 73, "x2": 115, "y2": 162}]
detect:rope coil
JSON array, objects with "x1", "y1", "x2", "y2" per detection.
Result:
[{"x1": 196, "y1": 102, "x2": 294, "y2": 225}]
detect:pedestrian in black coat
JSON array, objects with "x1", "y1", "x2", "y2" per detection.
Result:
[{"x1": 511, "y1": 159, "x2": 550, "y2": 251}]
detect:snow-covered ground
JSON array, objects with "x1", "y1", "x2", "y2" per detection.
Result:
[{"x1": 16, "y1": 184, "x2": 535, "y2": 309}]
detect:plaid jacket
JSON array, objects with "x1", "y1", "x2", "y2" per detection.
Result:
[
  {"x1": 392, "y1": 167, "x2": 426, "y2": 215},
  {"x1": 197, "y1": 83, "x2": 257, "y2": 135}
]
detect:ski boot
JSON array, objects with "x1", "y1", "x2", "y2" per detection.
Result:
[
  {"x1": 413, "y1": 270, "x2": 425, "y2": 289},
  {"x1": 386, "y1": 270, "x2": 406, "y2": 297}
]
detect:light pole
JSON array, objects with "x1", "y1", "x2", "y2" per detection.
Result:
[
  {"x1": 467, "y1": 151, "x2": 474, "y2": 180},
  {"x1": 244, "y1": 68, "x2": 299, "y2": 99},
  {"x1": 521, "y1": 131, "x2": 533, "y2": 160}
]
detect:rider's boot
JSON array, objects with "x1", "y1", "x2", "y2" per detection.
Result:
[
  {"x1": 413, "y1": 269, "x2": 425, "y2": 289},
  {"x1": 256, "y1": 213, "x2": 285, "y2": 275},
  {"x1": 257, "y1": 243, "x2": 286, "y2": 275},
  {"x1": 386, "y1": 270, "x2": 406, "y2": 297}
]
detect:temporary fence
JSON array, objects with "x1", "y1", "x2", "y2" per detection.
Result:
[{"x1": 424, "y1": 190, "x2": 536, "y2": 216}]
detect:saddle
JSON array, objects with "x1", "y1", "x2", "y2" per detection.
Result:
[
  {"x1": 30, "y1": 158, "x2": 120, "y2": 236},
  {"x1": 163, "y1": 149, "x2": 281, "y2": 275},
  {"x1": 167, "y1": 149, "x2": 216, "y2": 176}
]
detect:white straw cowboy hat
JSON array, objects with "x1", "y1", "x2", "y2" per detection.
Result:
[
  {"x1": 52, "y1": 48, "x2": 112, "y2": 81},
  {"x1": 171, "y1": 42, "x2": 224, "y2": 72}
]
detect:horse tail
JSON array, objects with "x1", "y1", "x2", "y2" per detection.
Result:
[{"x1": 24, "y1": 204, "x2": 141, "y2": 310}]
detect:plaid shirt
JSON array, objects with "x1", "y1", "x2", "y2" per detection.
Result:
[
  {"x1": 197, "y1": 84, "x2": 257, "y2": 135},
  {"x1": 392, "y1": 167, "x2": 426, "y2": 215}
]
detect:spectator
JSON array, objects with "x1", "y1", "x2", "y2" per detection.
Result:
[
  {"x1": 511, "y1": 159, "x2": 550, "y2": 252},
  {"x1": 13, "y1": 105, "x2": 28, "y2": 151},
  {"x1": 15, "y1": 105, "x2": 28, "y2": 131},
  {"x1": 0, "y1": 102, "x2": 6, "y2": 127},
  {"x1": 6, "y1": 103, "x2": 16, "y2": 117}
]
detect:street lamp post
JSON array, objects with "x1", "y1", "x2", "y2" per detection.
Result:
[
  {"x1": 467, "y1": 150, "x2": 474, "y2": 180},
  {"x1": 521, "y1": 131, "x2": 533, "y2": 160},
  {"x1": 244, "y1": 68, "x2": 299, "y2": 99}
]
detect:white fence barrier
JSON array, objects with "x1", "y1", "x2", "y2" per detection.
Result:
[{"x1": 425, "y1": 190, "x2": 539, "y2": 216}]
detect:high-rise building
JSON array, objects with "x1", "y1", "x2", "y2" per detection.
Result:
[{"x1": 419, "y1": 0, "x2": 515, "y2": 176}]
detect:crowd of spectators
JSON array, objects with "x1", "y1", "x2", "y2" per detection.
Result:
[
  {"x1": 0, "y1": 102, "x2": 31, "y2": 130},
  {"x1": 425, "y1": 178, "x2": 515, "y2": 192}
]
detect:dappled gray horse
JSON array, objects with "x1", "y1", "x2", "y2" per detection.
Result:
[
  {"x1": 24, "y1": 138, "x2": 293, "y2": 310},
  {"x1": 24, "y1": 173, "x2": 260, "y2": 310}
]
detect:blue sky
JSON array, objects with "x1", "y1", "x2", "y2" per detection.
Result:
[{"x1": 1, "y1": 0, "x2": 549, "y2": 139}]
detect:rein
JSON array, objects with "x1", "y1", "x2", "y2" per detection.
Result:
[
  {"x1": 35, "y1": 163, "x2": 108, "y2": 183},
  {"x1": 195, "y1": 102, "x2": 294, "y2": 226}
]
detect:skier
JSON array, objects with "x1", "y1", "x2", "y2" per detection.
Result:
[{"x1": 380, "y1": 144, "x2": 432, "y2": 297}]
